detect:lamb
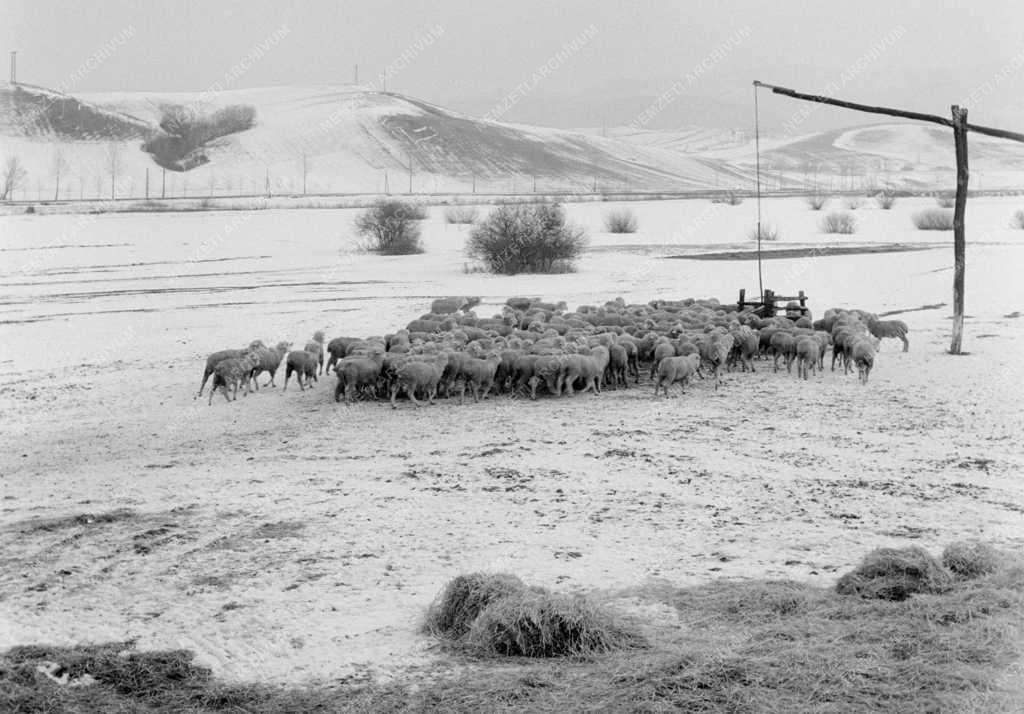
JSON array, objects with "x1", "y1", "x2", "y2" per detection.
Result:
[
  {"x1": 795, "y1": 336, "x2": 819, "y2": 380},
  {"x1": 304, "y1": 331, "x2": 326, "y2": 375},
  {"x1": 847, "y1": 337, "x2": 878, "y2": 384},
  {"x1": 865, "y1": 317, "x2": 910, "y2": 352},
  {"x1": 208, "y1": 351, "x2": 260, "y2": 405},
  {"x1": 653, "y1": 354, "x2": 702, "y2": 397},
  {"x1": 283, "y1": 350, "x2": 320, "y2": 391},
  {"x1": 249, "y1": 341, "x2": 291, "y2": 390},
  {"x1": 389, "y1": 355, "x2": 448, "y2": 408}
]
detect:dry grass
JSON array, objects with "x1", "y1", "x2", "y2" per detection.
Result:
[
  {"x1": 836, "y1": 546, "x2": 954, "y2": 600},
  {"x1": 5, "y1": 546, "x2": 1022, "y2": 713},
  {"x1": 711, "y1": 192, "x2": 743, "y2": 206},
  {"x1": 943, "y1": 541, "x2": 1002, "y2": 579},
  {"x1": 819, "y1": 210, "x2": 857, "y2": 234},
  {"x1": 467, "y1": 588, "x2": 642, "y2": 657},
  {"x1": 423, "y1": 573, "x2": 527, "y2": 639},
  {"x1": 913, "y1": 208, "x2": 955, "y2": 230}
]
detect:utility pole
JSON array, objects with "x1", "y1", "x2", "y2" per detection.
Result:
[
  {"x1": 354, "y1": 64, "x2": 358, "y2": 84},
  {"x1": 408, "y1": 152, "x2": 413, "y2": 194},
  {"x1": 9, "y1": 51, "x2": 16, "y2": 84},
  {"x1": 754, "y1": 80, "x2": 1024, "y2": 355},
  {"x1": 145, "y1": 168, "x2": 149, "y2": 199},
  {"x1": 162, "y1": 168, "x2": 166, "y2": 198}
]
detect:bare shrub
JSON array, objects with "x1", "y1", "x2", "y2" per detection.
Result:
[
  {"x1": 818, "y1": 211, "x2": 857, "y2": 234},
  {"x1": 603, "y1": 208, "x2": 639, "y2": 233},
  {"x1": 711, "y1": 192, "x2": 743, "y2": 205},
  {"x1": 354, "y1": 200, "x2": 425, "y2": 255},
  {"x1": 747, "y1": 222, "x2": 780, "y2": 242},
  {"x1": 805, "y1": 194, "x2": 828, "y2": 211},
  {"x1": 444, "y1": 206, "x2": 479, "y2": 224},
  {"x1": 876, "y1": 192, "x2": 897, "y2": 209},
  {"x1": 1011, "y1": 209, "x2": 1024, "y2": 229},
  {"x1": 844, "y1": 196, "x2": 865, "y2": 210},
  {"x1": 936, "y1": 193, "x2": 956, "y2": 208},
  {"x1": 912, "y1": 208, "x2": 954, "y2": 230},
  {"x1": 2, "y1": 156, "x2": 28, "y2": 200},
  {"x1": 467, "y1": 203, "x2": 587, "y2": 274}
]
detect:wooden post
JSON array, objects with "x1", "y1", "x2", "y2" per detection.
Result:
[
  {"x1": 950, "y1": 106, "x2": 969, "y2": 355},
  {"x1": 738, "y1": 289, "x2": 746, "y2": 311},
  {"x1": 162, "y1": 169, "x2": 166, "y2": 199},
  {"x1": 145, "y1": 168, "x2": 149, "y2": 199}
]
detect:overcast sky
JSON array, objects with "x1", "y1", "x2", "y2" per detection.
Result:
[{"x1": 3, "y1": 0, "x2": 1022, "y2": 130}]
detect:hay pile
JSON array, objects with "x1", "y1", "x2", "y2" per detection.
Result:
[
  {"x1": 423, "y1": 573, "x2": 640, "y2": 657},
  {"x1": 942, "y1": 541, "x2": 1002, "y2": 579},
  {"x1": 835, "y1": 546, "x2": 954, "y2": 600}
]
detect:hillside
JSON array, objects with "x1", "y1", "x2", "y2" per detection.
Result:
[
  {"x1": 0, "y1": 83, "x2": 732, "y2": 199},
  {"x1": 1, "y1": 81, "x2": 1023, "y2": 202}
]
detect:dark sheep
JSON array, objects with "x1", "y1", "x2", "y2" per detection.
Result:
[{"x1": 283, "y1": 350, "x2": 319, "y2": 391}]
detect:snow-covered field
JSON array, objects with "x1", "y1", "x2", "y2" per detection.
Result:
[{"x1": 1, "y1": 196, "x2": 1023, "y2": 683}]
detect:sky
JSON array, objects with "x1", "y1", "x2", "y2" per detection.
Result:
[{"x1": 2, "y1": 0, "x2": 1022, "y2": 131}]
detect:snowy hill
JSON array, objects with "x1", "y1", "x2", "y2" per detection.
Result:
[{"x1": 1, "y1": 81, "x2": 1023, "y2": 202}]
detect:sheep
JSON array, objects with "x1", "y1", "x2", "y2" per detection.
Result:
[
  {"x1": 389, "y1": 355, "x2": 448, "y2": 408},
  {"x1": 795, "y1": 336, "x2": 819, "y2": 380},
  {"x1": 653, "y1": 354, "x2": 702, "y2": 397},
  {"x1": 528, "y1": 355, "x2": 564, "y2": 400},
  {"x1": 249, "y1": 341, "x2": 291, "y2": 390},
  {"x1": 208, "y1": 351, "x2": 260, "y2": 405},
  {"x1": 606, "y1": 343, "x2": 629, "y2": 389},
  {"x1": 304, "y1": 331, "x2": 326, "y2": 375},
  {"x1": 560, "y1": 354, "x2": 601, "y2": 396},
  {"x1": 770, "y1": 332, "x2": 797, "y2": 373},
  {"x1": 283, "y1": 350, "x2": 319, "y2": 391},
  {"x1": 865, "y1": 317, "x2": 910, "y2": 352},
  {"x1": 195, "y1": 341, "x2": 261, "y2": 398},
  {"x1": 325, "y1": 336, "x2": 364, "y2": 373},
  {"x1": 456, "y1": 354, "x2": 502, "y2": 403},
  {"x1": 733, "y1": 330, "x2": 759, "y2": 373},
  {"x1": 700, "y1": 334, "x2": 733, "y2": 389},
  {"x1": 847, "y1": 337, "x2": 878, "y2": 384},
  {"x1": 430, "y1": 296, "x2": 481, "y2": 315},
  {"x1": 650, "y1": 341, "x2": 676, "y2": 379},
  {"x1": 334, "y1": 349, "x2": 386, "y2": 403}
]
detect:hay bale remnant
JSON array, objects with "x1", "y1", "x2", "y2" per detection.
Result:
[
  {"x1": 835, "y1": 546, "x2": 954, "y2": 601},
  {"x1": 423, "y1": 573, "x2": 526, "y2": 639},
  {"x1": 942, "y1": 541, "x2": 1002, "y2": 579}
]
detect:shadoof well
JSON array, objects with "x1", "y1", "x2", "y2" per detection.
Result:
[{"x1": 750, "y1": 81, "x2": 1024, "y2": 354}]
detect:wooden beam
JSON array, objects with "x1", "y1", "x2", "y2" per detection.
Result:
[
  {"x1": 950, "y1": 106, "x2": 969, "y2": 354},
  {"x1": 755, "y1": 82, "x2": 1024, "y2": 144},
  {"x1": 755, "y1": 81, "x2": 952, "y2": 127}
]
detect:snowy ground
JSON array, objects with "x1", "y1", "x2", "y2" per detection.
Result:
[{"x1": 1, "y1": 196, "x2": 1023, "y2": 683}]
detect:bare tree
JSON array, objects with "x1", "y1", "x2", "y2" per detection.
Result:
[
  {"x1": 1, "y1": 156, "x2": 28, "y2": 200},
  {"x1": 106, "y1": 143, "x2": 121, "y2": 199},
  {"x1": 52, "y1": 148, "x2": 67, "y2": 200}
]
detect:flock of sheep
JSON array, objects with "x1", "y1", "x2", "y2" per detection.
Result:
[{"x1": 195, "y1": 296, "x2": 909, "y2": 406}]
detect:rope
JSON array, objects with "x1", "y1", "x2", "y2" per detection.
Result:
[{"x1": 753, "y1": 82, "x2": 764, "y2": 300}]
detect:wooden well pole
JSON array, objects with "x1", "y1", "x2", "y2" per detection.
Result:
[
  {"x1": 753, "y1": 81, "x2": 1024, "y2": 355},
  {"x1": 951, "y1": 106, "x2": 969, "y2": 354}
]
